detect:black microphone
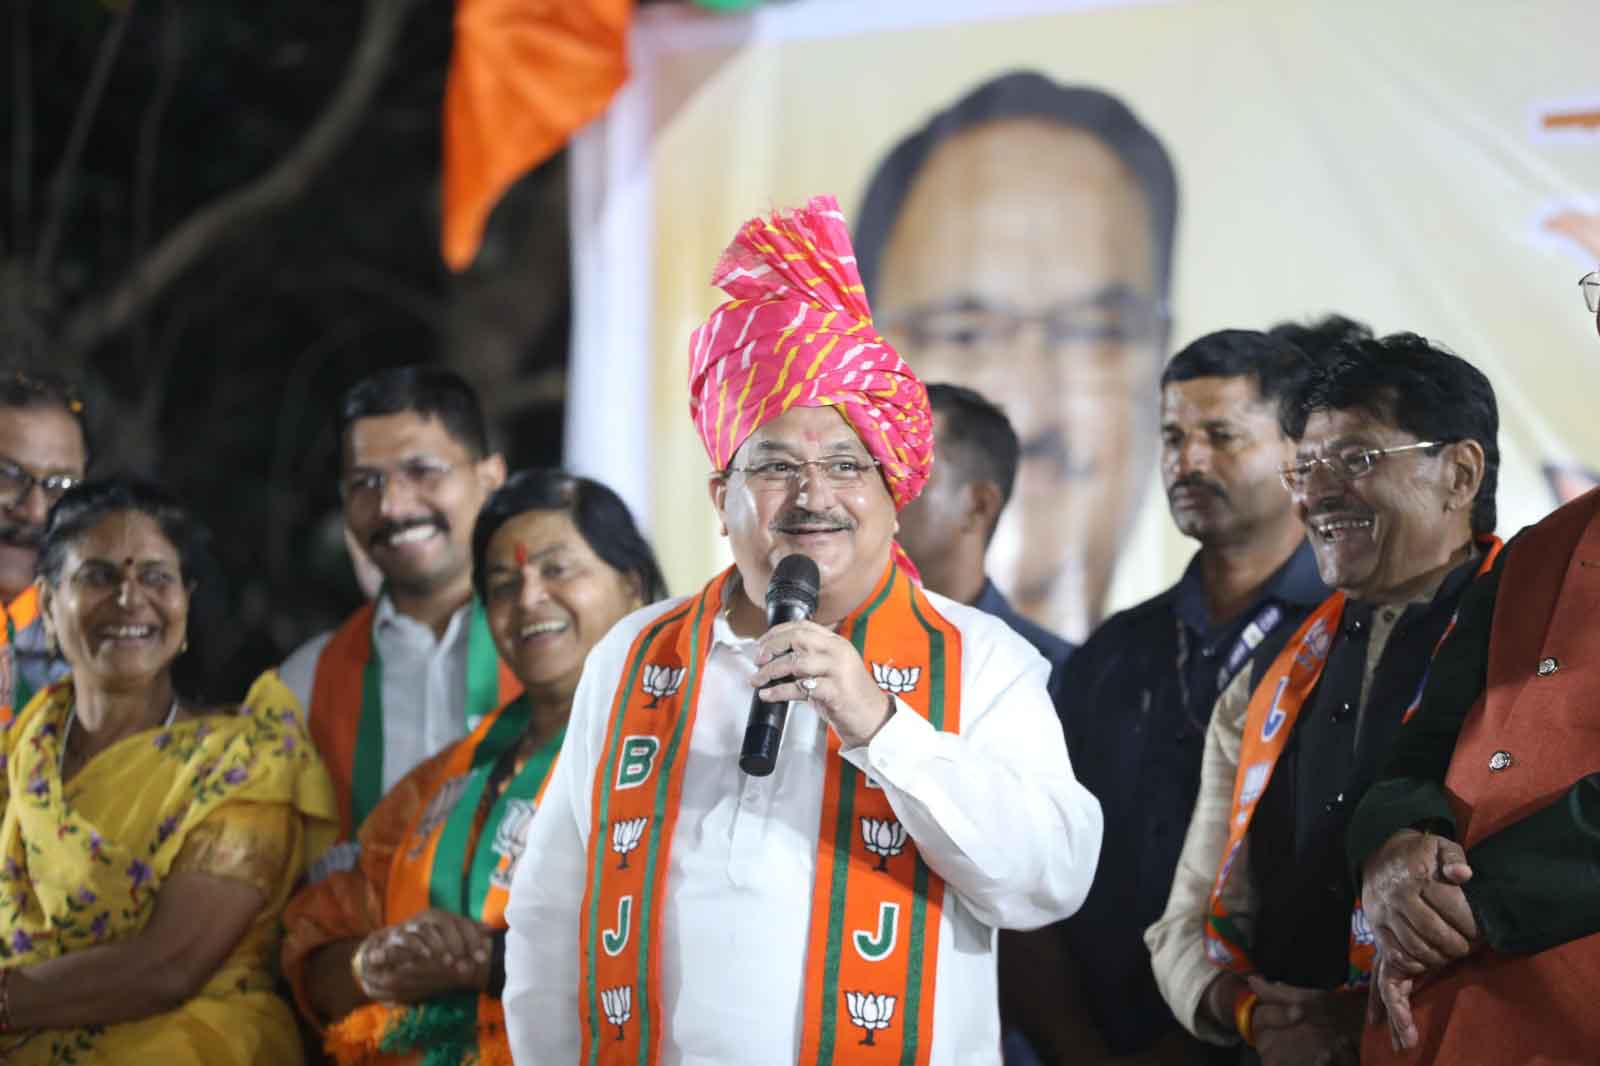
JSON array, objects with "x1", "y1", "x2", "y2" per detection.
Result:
[{"x1": 739, "y1": 553, "x2": 821, "y2": 777}]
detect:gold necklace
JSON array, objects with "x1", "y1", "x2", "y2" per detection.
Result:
[{"x1": 59, "y1": 697, "x2": 180, "y2": 776}]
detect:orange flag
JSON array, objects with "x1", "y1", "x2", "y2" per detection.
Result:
[{"x1": 442, "y1": 0, "x2": 633, "y2": 271}]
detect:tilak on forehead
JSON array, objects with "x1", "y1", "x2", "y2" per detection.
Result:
[{"x1": 687, "y1": 194, "x2": 934, "y2": 510}]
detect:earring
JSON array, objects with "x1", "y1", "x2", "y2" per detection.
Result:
[
  {"x1": 44, "y1": 632, "x2": 57, "y2": 658},
  {"x1": 180, "y1": 637, "x2": 189, "y2": 655}
]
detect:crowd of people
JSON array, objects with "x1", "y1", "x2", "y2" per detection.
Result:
[{"x1": 0, "y1": 195, "x2": 1595, "y2": 1066}]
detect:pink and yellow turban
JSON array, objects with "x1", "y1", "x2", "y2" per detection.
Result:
[{"x1": 687, "y1": 194, "x2": 933, "y2": 510}]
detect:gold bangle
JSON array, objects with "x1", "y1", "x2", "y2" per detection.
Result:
[{"x1": 1234, "y1": 989, "x2": 1259, "y2": 1047}]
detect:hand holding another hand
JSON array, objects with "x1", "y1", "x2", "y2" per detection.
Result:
[{"x1": 355, "y1": 908, "x2": 493, "y2": 1004}]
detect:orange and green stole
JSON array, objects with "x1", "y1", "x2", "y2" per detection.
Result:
[
  {"x1": 1205, "y1": 537, "x2": 1502, "y2": 986},
  {"x1": 325, "y1": 693, "x2": 564, "y2": 1066},
  {"x1": 578, "y1": 563, "x2": 961, "y2": 1066},
  {"x1": 311, "y1": 598, "x2": 522, "y2": 835},
  {"x1": 0, "y1": 586, "x2": 44, "y2": 727}
]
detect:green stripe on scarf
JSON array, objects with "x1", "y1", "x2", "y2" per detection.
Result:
[
  {"x1": 816, "y1": 570, "x2": 900, "y2": 1064},
  {"x1": 584, "y1": 603, "x2": 693, "y2": 1066}
]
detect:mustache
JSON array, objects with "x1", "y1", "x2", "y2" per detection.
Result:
[
  {"x1": 1305, "y1": 496, "x2": 1373, "y2": 521},
  {"x1": 1019, "y1": 428, "x2": 1097, "y2": 480},
  {"x1": 0, "y1": 522, "x2": 42, "y2": 550},
  {"x1": 370, "y1": 514, "x2": 449, "y2": 548},
  {"x1": 1168, "y1": 474, "x2": 1227, "y2": 502},
  {"x1": 772, "y1": 507, "x2": 854, "y2": 533}
]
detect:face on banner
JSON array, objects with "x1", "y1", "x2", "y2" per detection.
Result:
[{"x1": 870, "y1": 112, "x2": 1168, "y2": 641}]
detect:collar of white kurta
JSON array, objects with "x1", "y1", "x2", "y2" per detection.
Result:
[{"x1": 576, "y1": 562, "x2": 961, "y2": 1066}]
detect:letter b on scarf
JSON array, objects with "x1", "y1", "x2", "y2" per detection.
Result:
[{"x1": 616, "y1": 737, "x2": 661, "y2": 790}]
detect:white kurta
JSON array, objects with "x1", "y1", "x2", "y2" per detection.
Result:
[
  {"x1": 503, "y1": 586, "x2": 1103, "y2": 1065},
  {"x1": 279, "y1": 594, "x2": 482, "y2": 796}
]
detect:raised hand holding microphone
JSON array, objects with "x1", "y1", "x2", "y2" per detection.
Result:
[
  {"x1": 740, "y1": 554, "x2": 822, "y2": 776},
  {"x1": 747, "y1": 555, "x2": 898, "y2": 767}
]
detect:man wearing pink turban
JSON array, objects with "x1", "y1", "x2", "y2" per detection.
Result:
[{"x1": 504, "y1": 195, "x2": 1103, "y2": 1066}]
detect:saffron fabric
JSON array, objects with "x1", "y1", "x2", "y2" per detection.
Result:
[
  {"x1": 0, "y1": 587, "x2": 67, "y2": 728},
  {"x1": 503, "y1": 575, "x2": 1103, "y2": 1065},
  {"x1": 281, "y1": 594, "x2": 519, "y2": 846},
  {"x1": 687, "y1": 194, "x2": 934, "y2": 509},
  {"x1": 0, "y1": 672, "x2": 338, "y2": 1065},
  {"x1": 1348, "y1": 492, "x2": 1600, "y2": 1064},
  {"x1": 442, "y1": 0, "x2": 632, "y2": 270},
  {"x1": 282, "y1": 695, "x2": 558, "y2": 1066}
]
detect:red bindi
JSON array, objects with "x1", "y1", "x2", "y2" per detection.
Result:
[{"x1": 514, "y1": 542, "x2": 529, "y2": 566}]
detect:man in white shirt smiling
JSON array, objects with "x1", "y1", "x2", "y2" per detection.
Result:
[
  {"x1": 503, "y1": 196, "x2": 1103, "y2": 1066},
  {"x1": 279, "y1": 366, "x2": 514, "y2": 845}
]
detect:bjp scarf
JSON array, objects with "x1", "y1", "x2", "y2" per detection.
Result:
[
  {"x1": 322, "y1": 695, "x2": 563, "y2": 1066},
  {"x1": 310, "y1": 598, "x2": 522, "y2": 836},
  {"x1": 577, "y1": 561, "x2": 960, "y2": 1066},
  {"x1": 0, "y1": 586, "x2": 43, "y2": 726},
  {"x1": 687, "y1": 194, "x2": 934, "y2": 510},
  {"x1": 1205, "y1": 536, "x2": 1502, "y2": 986}
]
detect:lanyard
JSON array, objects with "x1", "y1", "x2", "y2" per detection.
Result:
[{"x1": 1174, "y1": 600, "x2": 1287, "y2": 727}]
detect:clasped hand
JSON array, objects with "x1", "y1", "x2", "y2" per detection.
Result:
[
  {"x1": 1361, "y1": 829, "x2": 1481, "y2": 1050},
  {"x1": 750, "y1": 620, "x2": 894, "y2": 750},
  {"x1": 356, "y1": 908, "x2": 493, "y2": 1004},
  {"x1": 1250, "y1": 977, "x2": 1363, "y2": 1066}
]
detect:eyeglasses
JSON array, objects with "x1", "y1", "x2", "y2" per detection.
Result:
[
  {"x1": 878, "y1": 292, "x2": 1169, "y2": 353},
  {"x1": 1279, "y1": 441, "x2": 1445, "y2": 493},
  {"x1": 723, "y1": 456, "x2": 882, "y2": 489},
  {"x1": 0, "y1": 456, "x2": 80, "y2": 508},
  {"x1": 340, "y1": 456, "x2": 455, "y2": 506},
  {"x1": 1582, "y1": 270, "x2": 1600, "y2": 314}
]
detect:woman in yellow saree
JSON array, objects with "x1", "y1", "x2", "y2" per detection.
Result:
[
  {"x1": 0, "y1": 477, "x2": 337, "y2": 1064},
  {"x1": 282, "y1": 469, "x2": 664, "y2": 1065}
]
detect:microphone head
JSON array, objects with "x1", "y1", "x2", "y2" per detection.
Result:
[{"x1": 767, "y1": 554, "x2": 821, "y2": 617}]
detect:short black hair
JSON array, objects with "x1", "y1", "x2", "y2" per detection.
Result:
[
  {"x1": 855, "y1": 70, "x2": 1179, "y2": 299},
  {"x1": 471, "y1": 469, "x2": 667, "y2": 605},
  {"x1": 1161, "y1": 329, "x2": 1312, "y2": 407},
  {"x1": 1280, "y1": 333, "x2": 1500, "y2": 535},
  {"x1": 337, "y1": 366, "x2": 490, "y2": 461},
  {"x1": 0, "y1": 365, "x2": 90, "y2": 454},
  {"x1": 1267, "y1": 314, "x2": 1374, "y2": 363},
  {"x1": 927, "y1": 384, "x2": 1021, "y2": 520},
  {"x1": 38, "y1": 477, "x2": 201, "y2": 588}
]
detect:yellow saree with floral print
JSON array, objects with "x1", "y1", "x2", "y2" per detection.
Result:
[{"x1": 0, "y1": 671, "x2": 337, "y2": 1064}]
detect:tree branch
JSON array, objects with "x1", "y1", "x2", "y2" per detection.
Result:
[
  {"x1": 133, "y1": 0, "x2": 183, "y2": 279},
  {"x1": 131, "y1": 0, "x2": 184, "y2": 365},
  {"x1": 58, "y1": 0, "x2": 418, "y2": 361},
  {"x1": 8, "y1": 0, "x2": 33, "y2": 261},
  {"x1": 32, "y1": 2, "x2": 133, "y2": 282}
]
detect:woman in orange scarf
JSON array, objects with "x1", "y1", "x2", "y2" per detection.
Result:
[{"x1": 282, "y1": 469, "x2": 664, "y2": 1065}]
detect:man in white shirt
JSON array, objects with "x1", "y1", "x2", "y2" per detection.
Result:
[
  {"x1": 279, "y1": 366, "x2": 511, "y2": 844},
  {"x1": 504, "y1": 195, "x2": 1102, "y2": 1066}
]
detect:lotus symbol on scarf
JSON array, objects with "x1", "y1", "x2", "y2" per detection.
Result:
[
  {"x1": 870, "y1": 663, "x2": 921, "y2": 695},
  {"x1": 611, "y1": 816, "x2": 648, "y2": 869},
  {"x1": 860, "y1": 817, "x2": 907, "y2": 871},
  {"x1": 844, "y1": 990, "x2": 897, "y2": 1045},
  {"x1": 641, "y1": 665, "x2": 687, "y2": 708},
  {"x1": 601, "y1": 985, "x2": 633, "y2": 1040}
]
